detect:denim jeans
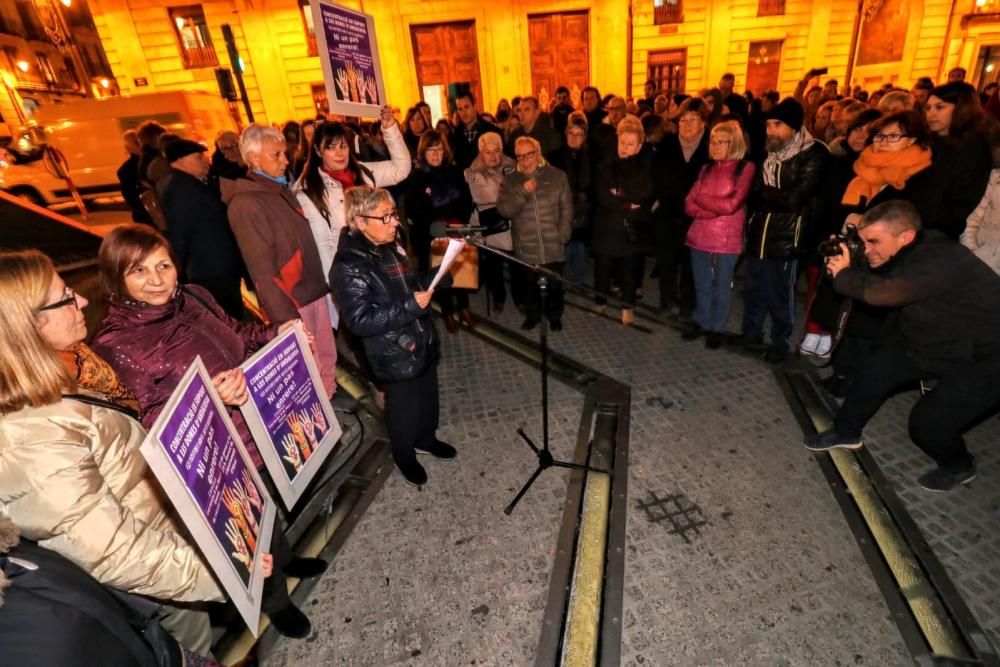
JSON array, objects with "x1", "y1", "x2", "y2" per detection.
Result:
[
  {"x1": 689, "y1": 249, "x2": 739, "y2": 333},
  {"x1": 562, "y1": 240, "x2": 587, "y2": 285},
  {"x1": 741, "y1": 255, "x2": 798, "y2": 351}
]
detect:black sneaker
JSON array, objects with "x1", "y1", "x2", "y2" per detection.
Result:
[
  {"x1": 681, "y1": 325, "x2": 704, "y2": 341},
  {"x1": 804, "y1": 429, "x2": 863, "y2": 451},
  {"x1": 764, "y1": 346, "x2": 787, "y2": 365},
  {"x1": 521, "y1": 317, "x2": 540, "y2": 331},
  {"x1": 269, "y1": 603, "x2": 311, "y2": 639},
  {"x1": 916, "y1": 460, "x2": 976, "y2": 493},
  {"x1": 282, "y1": 557, "x2": 328, "y2": 579},
  {"x1": 550, "y1": 320, "x2": 563, "y2": 332},
  {"x1": 705, "y1": 333, "x2": 722, "y2": 349},
  {"x1": 415, "y1": 440, "x2": 457, "y2": 460},
  {"x1": 395, "y1": 459, "x2": 428, "y2": 486}
]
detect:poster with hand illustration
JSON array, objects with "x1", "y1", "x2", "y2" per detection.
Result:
[
  {"x1": 140, "y1": 358, "x2": 276, "y2": 636},
  {"x1": 240, "y1": 323, "x2": 343, "y2": 509},
  {"x1": 311, "y1": 0, "x2": 386, "y2": 118}
]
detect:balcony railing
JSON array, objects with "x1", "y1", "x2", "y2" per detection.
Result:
[
  {"x1": 181, "y1": 45, "x2": 218, "y2": 69},
  {"x1": 758, "y1": 0, "x2": 786, "y2": 16},
  {"x1": 654, "y1": 1, "x2": 683, "y2": 24}
]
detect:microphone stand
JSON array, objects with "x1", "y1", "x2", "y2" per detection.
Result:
[{"x1": 446, "y1": 231, "x2": 607, "y2": 515}]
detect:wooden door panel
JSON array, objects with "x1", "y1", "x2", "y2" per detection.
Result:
[
  {"x1": 411, "y1": 21, "x2": 483, "y2": 112},
  {"x1": 528, "y1": 11, "x2": 590, "y2": 100}
]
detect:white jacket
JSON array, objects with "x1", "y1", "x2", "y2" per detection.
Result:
[
  {"x1": 961, "y1": 168, "x2": 1000, "y2": 275},
  {"x1": 294, "y1": 123, "x2": 411, "y2": 325}
]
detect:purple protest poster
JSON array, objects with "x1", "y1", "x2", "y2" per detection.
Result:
[
  {"x1": 312, "y1": 0, "x2": 385, "y2": 118},
  {"x1": 241, "y1": 324, "x2": 343, "y2": 509},
  {"x1": 141, "y1": 358, "x2": 276, "y2": 636}
]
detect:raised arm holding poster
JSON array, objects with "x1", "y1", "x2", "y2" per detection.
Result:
[
  {"x1": 311, "y1": 0, "x2": 386, "y2": 118},
  {"x1": 240, "y1": 323, "x2": 344, "y2": 509},
  {"x1": 140, "y1": 358, "x2": 276, "y2": 636}
]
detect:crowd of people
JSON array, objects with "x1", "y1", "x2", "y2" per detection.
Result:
[{"x1": 3, "y1": 65, "x2": 1000, "y2": 662}]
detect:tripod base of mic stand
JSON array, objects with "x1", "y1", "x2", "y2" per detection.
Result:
[{"x1": 504, "y1": 427, "x2": 606, "y2": 516}]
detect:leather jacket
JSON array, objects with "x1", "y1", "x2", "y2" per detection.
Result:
[
  {"x1": 330, "y1": 231, "x2": 452, "y2": 383},
  {"x1": 747, "y1": 142, "x2": 828, "y2": 259}
]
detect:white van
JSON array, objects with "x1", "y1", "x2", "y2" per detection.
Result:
[{"x1": 0, "y1": 91, "x2": 237, "y2": 207}]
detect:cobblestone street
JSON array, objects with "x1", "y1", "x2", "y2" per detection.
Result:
[{"x1": 265, "y1": 279, "x2": 999, "y2": 666}]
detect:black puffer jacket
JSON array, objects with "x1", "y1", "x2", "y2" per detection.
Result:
[
  {"x1": 330, "y1": 231, "x2": 452, "y2": 384},
  {"x1": 747, "y1": 141, "x2": 828, "y2": 259}
]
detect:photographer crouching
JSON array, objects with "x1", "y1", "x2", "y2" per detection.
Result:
[{"x1": 805, "y1": 200, "x2": 1000, "y2": 492}]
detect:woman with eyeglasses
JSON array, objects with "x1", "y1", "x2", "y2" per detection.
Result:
[
  {"x1": 211, "y1": 129, "x2": 247, "y2": 183},
  {"x1": 405, "y1": 130, "x2": 475, "y2": 333},
  {"x1": 331, "y1": 186, "x2": 454, "y2": 487},
  {"x1": 293, "y1": 106, "x2": 411, "y2": 330},
  {"x1": 924, "y1": 82, "x2": 994, "y2": 239}
]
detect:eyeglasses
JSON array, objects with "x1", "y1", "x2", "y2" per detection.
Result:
[
  {"x1": 38, "y1": 286, "x2": 79, "y2": 313},
  {"x1": 425, "y1": 147, "x2": 445, "y2": 154},
  {"x1": 709, "y1": 139, "x2": 731, "y2": 146},
  {"x1": 515, "y1": 150, "x2": 537, "y2": 161},
  {"x1": 359, "y1": 208, "x2": 400, "y2": 225},
  {"x1": 872, "y1": 133, "x2": 907, "y2": 143},
  {"x1": 567, "y1": 131, "x2": 587, "y2": 139}
]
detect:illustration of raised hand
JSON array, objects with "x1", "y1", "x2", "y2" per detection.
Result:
[
  {"x1": 226, "y1": 519, "x2": 251, "y2": 569},
  {"x1": 232, "y1": 482, "x2": 258, "y2": 533},
  {"x1": 365, "y1": 76, "x2": 377, "y2": 105},
  {"x1": 287, "y1": 412, "x2": 308, "y2": 454},
  {"x1": 310, "y1": 402, "x2": 327, "y2": 435},
  {"x1": 282, "y1": 433, "x2": 302, "y2": 472},
  {"x1": 242, "y1": 469, "x2": 263, "y2": 513},
  {"x1": 335, "y1": 68, "x2": 350, "y2": 100},
  {"x1": 346, "y1": 62, "x2": 361, "y2": 102},
  {"x1": 297, "y1": 409, "x2": 318, "y2": 452},
  {"x1": 222, "y1": 486, "x2": 246, "y2": 527}
]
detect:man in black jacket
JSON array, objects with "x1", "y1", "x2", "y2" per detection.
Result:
[
  {"x1": 116, "y1": 130, "x2": 153, "y2": 225},
  {"x1": 741, "y1": 98, "x2": 827, "y2": 363},
  {"x1": 449, "y1": 91, "x2": 501, "y2": 171},
  {"x1": 158, "y1": 139, "x2": 247, "y2": 319},
  {"x1": 806, "y1": 201, "x2": 1000, "y2": 492}
]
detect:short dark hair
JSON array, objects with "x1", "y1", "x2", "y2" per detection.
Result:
[
  {"x1": 456, "y1": 91, "x2": 476, "y2": 105},
  {"x1": 416, "y1": 130, "x2": 453, "y2": 166},
  {"x1": 868, "y1": 110, "x2": 931, "y2": 148},
  {"x1": 860, "y1": 200, "x2": 922, "y2": 234},
  {"x1": 721, "y1": 72, "x2": 735, "y2": 82},
  {"x1": 763, "y1": 90, "x2": 780, "y2": 104},
  {"x1": 555, "y1": 86, "x2": 570, "y2": 96},
  {"x1": 566, "y1": 111, "x2": 588, "y2": 133},
  {"x1": 582, "y1": 86, "x2": 601, "y2": 100},
  {"x1": 913, "y1": 79, "x2": 935, "y2": 93},
  {"x1": 136, "y1": 121, "x2": 166, "y2": 148},
  {"x1": 677, "y1": 97, "x2": 709, "y2": 122},
  {"x1": 98, "y1": 224, "x2": 174, "y2": 299}
]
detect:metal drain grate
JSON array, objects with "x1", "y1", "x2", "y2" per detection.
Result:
[{"x1": 637, "y1": 490, "x2": 707, "y2": 544}]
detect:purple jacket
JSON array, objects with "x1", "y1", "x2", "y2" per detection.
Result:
[
  {"x1": 92, "y1": 285, "x2": 277, "y2": 467},
  {"x1": 684, "y1": 160, "x2": 756, "y2": 255}
]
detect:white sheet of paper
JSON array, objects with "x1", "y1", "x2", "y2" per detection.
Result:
[{"x1": 429, "y1": 238, "x2": 465, "y2": 290}]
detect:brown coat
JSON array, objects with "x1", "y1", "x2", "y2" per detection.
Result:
[{"x1": 222, "y1": 173, "x2": 328, "y2": 322}]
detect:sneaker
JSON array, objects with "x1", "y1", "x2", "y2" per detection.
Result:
[
  {"x1": 799, "y1": 333, "x2": 821, "y2": 355},
  {"x1": 916, "y1": 460, "x2": 976, "y2": 493},
  {"x1": 804, "y1": 428, "x2": 863, "y2": 451},
  {"x1": 815, "y1": 335, "x2": 832, "y2": 358},
  {"x1": 283, "y1": 557, "x2": 328, "y2": 579},
  {"x1": 521, "y1": 317, "x2": 540, "y2": 331},
  {"x1": 415, "y1": 440, "x2": 457, "y2": 460},
  {"x1": 395, "y1": 459, "x2": 428, "y2": 486},
  {"x1": 269, "y1": 604, "x2": 312, "y2": 639},
  {"x1": 550, "y1": 320, "x2": 563, "y2": 332},
  {"x1": 764, "y1": 346, "x2": 787, "y2": 365},
  {"x1": 681, "y1": 325, "x2": 704, "y2": 341},
  {"x1": 705, "y1": 332, "x2": 722, "y2": 349}
]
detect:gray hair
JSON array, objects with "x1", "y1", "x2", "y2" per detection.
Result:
[
  {"x1": 344, "y1": 185, "x2": 394, "y2": 232},
  {"x1": 478, "y1": 131, "x2": 503, "y2": 152},
  {"x1": 239, "y1": 124, "x2": 285, "y2": 164}
]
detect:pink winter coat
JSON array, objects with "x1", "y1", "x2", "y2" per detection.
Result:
[{"x1": 684, "y1": 160, "x2": 756, "y2": 255}]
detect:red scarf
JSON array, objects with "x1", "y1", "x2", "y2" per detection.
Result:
[{"x1": 322, "y1": 166, "x2": 357, "y2": 191}]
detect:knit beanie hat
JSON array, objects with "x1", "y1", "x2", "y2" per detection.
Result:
[{"x1": 766, "y1": 98, "x2": 805, "y2": 132}]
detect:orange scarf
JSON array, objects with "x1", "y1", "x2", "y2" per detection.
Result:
[
  {"x1": 841, "y1": 145, "x2": 932, "y2": 206},
  {"x1": 59, "y1": 342, "x2": 140, "y2": 413}
]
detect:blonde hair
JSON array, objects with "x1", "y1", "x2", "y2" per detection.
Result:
[
  {"x1": 711, "y1": 123, "x2": 747, "y2": 160},
  {"x1": 514, "y1": 136, "x2": 546, "y2": 168},
  {"x1": 616, "y1": 114, "x2": 645, "y2": 142},
  {"x1": 0, "y1": 251, "x2": 73, "y2": 414},
  {"x1": 344, "y1": 185, "x2": 394, "y2": 232},
  {"x1": 477, "y1": 131, "x2": 503, "y2": 153}
]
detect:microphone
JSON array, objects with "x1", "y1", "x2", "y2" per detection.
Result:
[{"x1": 428, "y1": 221, "x2": 488, "y2": 238}]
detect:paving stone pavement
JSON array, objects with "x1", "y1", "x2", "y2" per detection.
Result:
[{"x1": 265, "y1": 274, "x2": 998, "y2": 666}]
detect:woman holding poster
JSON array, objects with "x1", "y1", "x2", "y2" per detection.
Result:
[{"x1": 331, "y1": 185, "x2": 456, "y2": 487}]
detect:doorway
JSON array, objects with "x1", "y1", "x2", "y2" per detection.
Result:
[
  {"x1": 410, "y1": 21, "x2": 483, "y2": 115},
  {"x1": 746, "y1": 40, "x2": 783, "y2": 97},
  {"x1": 527, "y1": 11, "x2": 589, "y2": 107}
]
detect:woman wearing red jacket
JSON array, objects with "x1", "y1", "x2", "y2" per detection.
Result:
[{"x1": 682, "y1": 123, "x2": 756, "y2": 348}]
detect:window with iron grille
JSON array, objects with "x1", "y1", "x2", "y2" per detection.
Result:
[
  {"x1": 311, "y1": 83, "x2": 329, "y2": 115},
  {"x1": 757, "y1": 0, "x2": 786, "y2": 17},
  {"x1": 647, "y1": 49, "x2": 686, "y2": 97},
  {"x1": 653, "y1": 0, "x2": 683, "y2": 25},
  {"x1": 35, "y1": 52, "x2": 56, "y2": 85},
  {"x1": 299, "y1": 0, "x2": 317, "y2": 57},
  {"x1": 169, "y1": 6, "x2": 218, "y2": 69}
]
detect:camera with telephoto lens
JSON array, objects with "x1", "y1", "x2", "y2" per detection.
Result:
[{"x1": 818, "y1": 224, "x2": 866, "y2": 265}]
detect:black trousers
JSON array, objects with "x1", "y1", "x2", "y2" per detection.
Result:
[
  {"x1": 479, "y1": 246, "x2": 508, "y2": 305},
  {"x1": 436, "y1": 288, "x2": 469, "y2": 316},
  {"x1": 522, "y1": 261, "x2": 565, "y2": 323},
  {"x1": 382, "y1": 365, "x2": 440, "y2": 466},
  {"x1": 261, "y1": 519, "x2": 294, "y2": 613},
  {"x1": 654, "y1": 216, "x2": 694, "y2": 311},
  {"x1": 834, "y1": 345, "x2": 1000, "y2": 472},
  {"x1": 594, "y1": 254, "x2": 640, "y2": 307},
  {"x1": 191, "y1": 276, "x2": 244, "y2": 321}
]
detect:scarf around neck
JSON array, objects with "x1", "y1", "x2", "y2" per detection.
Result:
[
  {"x1": 841, "y1": 145, "x2": 932, "y2": 206},
  {"x1": 322, "y1": 166, "x2": 357, "y2": 191},
  {"x1": 763, "y1": 128, "x2": 815, "y2": 187},
  {"x1": 59, "y1": 342, "x2": 140, "y2": 412},
  {"x1": 252, "y1": 168, "x2": 288, "y2": 186}
]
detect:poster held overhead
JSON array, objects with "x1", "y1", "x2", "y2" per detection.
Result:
[
  {"x1": 140, "y1": 358, "x2": 275, "y2": 636},
  {"x1": 311, "y1": 0, "x2": 386, "y2": 118},
  {"x1": 240, "y1": 323, "x2": 344, "y2": 509}
]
